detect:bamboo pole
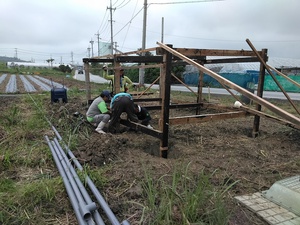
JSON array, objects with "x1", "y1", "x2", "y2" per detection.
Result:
[
  {"x1": 137, "y1": 75, "x2": 161, "y2": 99},
  {"x1": 246, "y1": 38, "x2": 300, "y2": 115},
  {"x1": 266, "y1": 64, "x2": 300, "y2": 89},
  {"x1": 235, "y1": 103, "x2": 300, "y2": 130},
  {"x1": 157, "y1": 41, "x2": 300, "y2": 127},
  {"x1": 171, "y1": 72, "x2": 198, "y2": 96}
]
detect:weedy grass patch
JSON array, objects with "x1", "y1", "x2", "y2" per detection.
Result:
[{"x1": 137, "y1": 163, "x2": 236, "y2": 225}]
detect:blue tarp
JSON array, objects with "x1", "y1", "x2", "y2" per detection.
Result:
[
  {"x1": 183, "y1": 70, "x2": 258, "y2": 89},
  {"x1": 183, "y1": 70, "x2": 300, "y2": 92}
]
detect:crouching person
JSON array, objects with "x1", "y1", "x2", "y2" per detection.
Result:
[
  {"x1": 134, "y1": 104, "x2": 153, "y2": 129},
  {"x1": 108, "y1": 92, "x2": 138, "y2": 133},
  {"x1": 86, "y1": 90, "x2": 111, "y2": 134}
]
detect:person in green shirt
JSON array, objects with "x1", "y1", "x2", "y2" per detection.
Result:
[
  {"x1": 86, "y1": 90, "x2": 111, "y2": 134},
  {"x1": 103, "y1": 66, "x2": 133, "y2": 93}
]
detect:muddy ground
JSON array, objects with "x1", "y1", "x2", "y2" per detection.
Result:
[{"x1": 1, "y1": 75, "x2": 300, "y2": 225}]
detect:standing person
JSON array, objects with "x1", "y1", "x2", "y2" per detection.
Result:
[
  {"x1": 86, "y1": 90, "x2": 111, "y2": 134},
  {"x1": 108, "y1": 92, "x2": 138, "y2": 133},
  {"x1": 134, "y1": 104, "x2": 153, "y2": 129},
  {"x1": 102, "y1": 66, "x2": 133, "y2": 93}
]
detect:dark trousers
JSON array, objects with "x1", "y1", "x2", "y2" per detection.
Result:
[{"x1": 108, "y1": 96, "x2": 138, "y2": 133}]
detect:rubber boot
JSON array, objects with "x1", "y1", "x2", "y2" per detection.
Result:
[{"x1": 95, "y1": 121, "x2": 106, "y2": 134}]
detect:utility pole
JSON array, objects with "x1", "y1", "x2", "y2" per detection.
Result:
[
  {"x1": 87, "y1": 47, "x2": 91, "y2": 58},
  {"x1": 107, "y1": 0, "x2": 115, "y2": 55},
  {"x1": 95, "y1": 32, "x2": 100, "y2": 56},
  {"x1": 139, "y1": 0, "x2": 147, "y2": 85},
  {"x1": 71, "y1": 51, "x2": 74, "y2": 65},
  {"x1": 90, "y1": 39, "x2": 94, "y2": 57},
  {"x1": 161, "y1": 17, "x2": 164, "y2": 42},
  {"x1": 14, "y1": 48, "x2": 18, "y2": 59}
]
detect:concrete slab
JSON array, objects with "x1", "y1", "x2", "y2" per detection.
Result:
[{"x1": 235, "y1": 192, "x2": 300, "y2": 225}]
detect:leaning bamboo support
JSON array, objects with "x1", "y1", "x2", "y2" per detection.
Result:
[
  {"x1": 266, "y1": 64, "x2": 300, "y2": 89},
  {"x1": 137, "y1": 75, "x2": 161, "y2": 99},
  {"x1": 219, "y1": 82, "x2": 241, "y2": 103},
  {"x1": 246, "y1": 38, "x2": 300, "y2": 115},
  {"x1": 171, "y1": 72, "x2": 198, "y2": 96},
  {"x1": 236, "y1": 103, "x2": 300, "y2": 130},
  {"x1": 157, "y1": 41, "x2": 300, "y2": 127}
]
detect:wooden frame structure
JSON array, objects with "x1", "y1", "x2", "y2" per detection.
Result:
[{"x1": 83, "y1": 40, "x2": 300, "y2": 158}]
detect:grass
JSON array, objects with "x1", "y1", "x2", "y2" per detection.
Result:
[
  {"x1": 1, "y1": 67, "x2": 295, "y2": 224},
  {"x1": 140, "y1": 163, "x2": 235, "y2": 225},
  {"x1": 0, "y1": 93, "x2": 72, "y2": 224},
  {"x1": 0, "y1": 87, "x2": 237, "y2": 224}
]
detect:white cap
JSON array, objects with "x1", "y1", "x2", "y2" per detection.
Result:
[{"x1": 233, "y1": 101, "x2": 242, "y2": 108}]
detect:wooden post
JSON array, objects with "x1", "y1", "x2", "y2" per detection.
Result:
[
  {"x1": 84, "y1": 62, "x2": 91, "y2": 104},
  {"x1": 196, "y1": 61, "x2": 204, "y2": 115},
  {"x1": 159, "y1": 45, "x2": 172, "y2": 158},
  {"x1": 252, "y1": 48, "x2": 267, "y2": 137},
  {"x1": 114, "y1": 62, "x2": 121, "y2": 94}
]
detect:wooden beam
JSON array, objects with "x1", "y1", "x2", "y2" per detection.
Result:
[
  {"x1": 83, "y1": 58, "x2": 113, "y2": 63},
  {"x1": 133, "y1": 97, "x2": 162, "y2": 102},
  {"x1": 205, "y1": 57, "x2": 260, "y2": 64},
  {"x1": 238, "y1": 105, "x2": 300, "y2": 130},
  {"x1": 120, "y1": 120, "x2": 163, "y2": 139},
  {"x1": 143, "y1": 103, "x2": 204, "y2": 110},
  {"x1": 157, "y1": 47, "x2": 261, "y2": 57},
  {"x1": 157, "y1": 42, "x2": 300, "y2": 127},
  {"x1": 116, "y1": 64, "x2": 162, "y2": 70},
  {"x1": 114, "y1": 56, "x2": 163, "y2": 63},
  {"x1": 169, "y1": 111, "x2": 249, "y2": 125}
]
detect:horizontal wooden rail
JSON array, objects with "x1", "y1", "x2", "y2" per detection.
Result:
[{"x1": 169, "y1": 111, "x2": 249, "y2": 125}]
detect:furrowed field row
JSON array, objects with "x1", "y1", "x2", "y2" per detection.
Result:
[{"x1": 0, "y1": 74, "x2": 66, "y2": 93}]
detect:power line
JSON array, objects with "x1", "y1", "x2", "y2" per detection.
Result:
[
  {"x1": 113, "y1": 0, "x2": 131, "y2": 9},
  {"x1": 149, "y1": 0, "x2": 224, "y2": 5},
  {"x1": 113, "y1": 6, "x2": 144, "y2": 37}
]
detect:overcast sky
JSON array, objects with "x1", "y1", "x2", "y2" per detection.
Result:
[{"x1": 1, "y1": 0, "x2": 299, "y2": 65}]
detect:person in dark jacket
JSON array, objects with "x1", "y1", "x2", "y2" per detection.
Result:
[
  {"x1": 108, "y1": 92, "x2": 138, "y2": 133},
  {"x1": 134, "y1": 104, "x2": 153, "y2": 128}
]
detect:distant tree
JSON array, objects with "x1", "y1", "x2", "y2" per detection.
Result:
[
  {"x1": 57, "y1": 64, "x2": 72, "y2": 73},
  {"x1": 46, "y1": 58, "x2": 54, "y2": 67}
]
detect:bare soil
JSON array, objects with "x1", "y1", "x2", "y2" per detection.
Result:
[{"x1": 1, "y1": 74, "x2": 300, "y2": 225}]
